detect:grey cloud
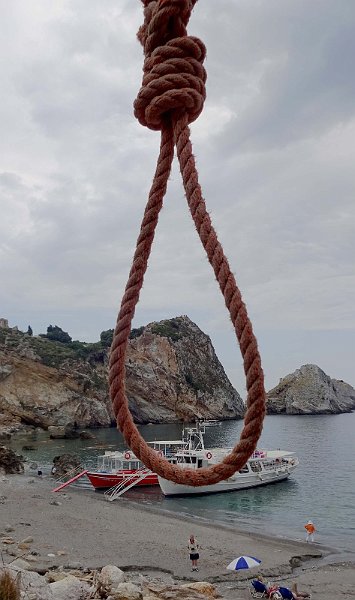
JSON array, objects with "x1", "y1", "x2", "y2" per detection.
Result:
[{"x1": 195, "y1": 1, "x2": 355, "y2": 150}]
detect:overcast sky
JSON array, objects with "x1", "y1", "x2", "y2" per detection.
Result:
[{"x1": 1, "y1": 0, "x2": 354, "y2": 395}]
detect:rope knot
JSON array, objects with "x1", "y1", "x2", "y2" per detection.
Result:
[
  {"x1": 135, "y1": 0, "x2": 205, "y2": 131},
  {"x1": 134, "y1": 36, "x2": 206, "y2": 130}
]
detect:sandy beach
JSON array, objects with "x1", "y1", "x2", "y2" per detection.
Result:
[{"x1": 1, "y1": 474, "x2": 354, "y2": 599}]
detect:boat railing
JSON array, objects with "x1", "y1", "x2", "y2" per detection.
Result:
[
  {"x1": 261, "y1": 458, "x2": 294, "y2": 472},
  {"x1": 104, "y1": 467, "x2": 152, "y2": 501}
]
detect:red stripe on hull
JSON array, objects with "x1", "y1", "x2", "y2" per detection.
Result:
[{"x1": 86, "y1": 471, "x2": 158, "y2": 489}]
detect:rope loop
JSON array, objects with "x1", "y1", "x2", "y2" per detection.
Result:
[
  {"x1": 134, "y1": 36, "x2": 206, "y2": 130},
  {"x1": 109, "y1": 0, "x2": 266, "y2": 487}
]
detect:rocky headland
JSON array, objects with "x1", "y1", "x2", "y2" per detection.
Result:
[{"x1": 0, "y1": 317, "x2": 244, "y2": 436}]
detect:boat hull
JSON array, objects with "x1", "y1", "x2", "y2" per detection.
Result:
[
  {"x1": 86, "y1": 471, "x2": 159, "y2": 490},
  {"x1": 158, "y1": 469, "x2": 293, "y2": 497}
]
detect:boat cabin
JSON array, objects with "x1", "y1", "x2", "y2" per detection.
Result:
[
  {"x1": 166, "y1": 447, "x2": 298, "y2": 477},
  {"x1": 96, "y1": 440, "x2": 184, "y2": 473}
]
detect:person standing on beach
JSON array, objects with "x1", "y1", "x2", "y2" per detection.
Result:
[
  {"x1": 304, "y1": 520, "x2": 316, "y2": 542},
  {"x1": 188, "y1": 534, "x2": 199, "y2": 571}
]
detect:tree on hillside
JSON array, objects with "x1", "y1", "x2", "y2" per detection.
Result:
[
  {"x1": 100, "y1": 329, "x2": 114, "y2": 348},
  {"x1": 45, "y1": 325, "x2": 72, "y2": 344}
]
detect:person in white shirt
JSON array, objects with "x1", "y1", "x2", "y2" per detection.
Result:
[{"x1": 188, "y1": 534, "x2": 199, "y2": 571}]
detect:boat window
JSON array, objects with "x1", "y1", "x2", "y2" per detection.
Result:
[
  {"x1": 263, "y1": 461, "x2": 273, "y2": 469},
  {"x1": 239, "y1": 465, "x2": 249, "y2": 474},
  {"x1": 183, "y1": 456, "x2": 197, "y2": 464},
  {"x1": 250, "y1": 462, "x2": 261, "y2": 473},
  {"x1": 197, "y1": 459, "x2": 203, "y2": 468}
]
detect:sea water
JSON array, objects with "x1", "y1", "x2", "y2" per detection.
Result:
[{"x1": 8, "y1": 413, "x2": 355, "y2": 553}]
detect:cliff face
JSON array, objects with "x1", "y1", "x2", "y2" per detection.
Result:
[
  {"x1": 0, "y1": 316, "x2": 244, "y2": 434},
  {"x1": 267, "y1": 364, "x2": 355, "y2": 415},
  {"x1": 126, "y1": 317, "x2": 244, "y2": 423},
  {"x1": 0, "y1": 352, "x2": 112, "y2": 433}
]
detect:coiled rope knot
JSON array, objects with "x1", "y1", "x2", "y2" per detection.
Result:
[{"x1": 134, "y1": 0, "x2": 205, "y2": 131}]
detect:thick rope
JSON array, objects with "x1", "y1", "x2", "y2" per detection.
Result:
[{"x1": 109, "y1": 0, "x2": 266, "y2": 486}]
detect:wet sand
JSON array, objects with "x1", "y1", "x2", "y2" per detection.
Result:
[{"x1": 0, "y1": 474, "x2": 354, "y2": 599}]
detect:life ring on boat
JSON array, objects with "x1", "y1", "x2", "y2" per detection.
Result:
[
  {"x1": 124, "y1": 451, "x2": 131, "y2": 460},
  {"x1": 206, "y1": 451, "x2": 212, "y2": 460}
]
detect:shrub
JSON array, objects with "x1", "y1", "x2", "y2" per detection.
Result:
[
  {"x1": 44, "y1": 325, "x2": 72, "y2": 344},
  {"x1": 0, "y1": 569, "x2": 20, "y2": 600},
  {"x1": 100, "y1": 329, "x2": 114, "y2": 347},
  {"x1": 129, "y1": 326, "x2": 144, "y2": 339}
]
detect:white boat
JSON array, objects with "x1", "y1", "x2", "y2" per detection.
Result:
[{"x1": 158, "y1": 422, "x2": 299, "y2": 496}]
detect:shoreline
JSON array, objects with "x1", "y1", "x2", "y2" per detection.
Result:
[
  {"x1": 1, "y1": 474, "x2": 354, "y2": 600},
  {"x1": 124, "y1": 497, "x2": 343, "y2": 560}
]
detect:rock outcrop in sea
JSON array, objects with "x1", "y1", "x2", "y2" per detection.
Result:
[
  {"x1": 0, "y1": 316, "x2": 244, "y2": 435},
  {"x1": 267, "y1": 364, "x2": 355, "y2": 414}
]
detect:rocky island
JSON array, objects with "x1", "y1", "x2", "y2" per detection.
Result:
[{"x1": 267, "y1": 364, "x2": 355, "y2": 414}]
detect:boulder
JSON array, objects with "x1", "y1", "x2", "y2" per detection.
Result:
[
  {"x1": 79, "y1": 430, "x2": 96, "y2": 439},
  {"x1": 0, "y1": 446, "x2": 24, "y2": 474},
  {"x1": 52, "y1": 453, "x2": 82, "y2": 478},
  {"x1": 6, "y1": 566, "x2": 54, "y2": 600},
  {"x1": 110, "y1": 582, "x2": 143, "y2": 600},
  {"x1": 48, "y1": 426, "x2": 66, "y2": 439},
  {"x1": 182, "y1": 583, "x2": 220, "y2": 598},
  {"x1": 49, "y1": 574, "x2": 91, "y2": 600},
  {"x1": 64, "y1": 424, "x2": 80, "y2": 439},
  {"x1": 98, "y1": 565, "x2": 126, "y2": 592}
]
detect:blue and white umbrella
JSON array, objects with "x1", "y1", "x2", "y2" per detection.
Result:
[{"x1": 226, "y1": 555, "x2": 261, "y2": 571}]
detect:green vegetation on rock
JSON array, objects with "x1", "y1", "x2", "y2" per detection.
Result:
[
  {"x1": 151, "y1": 318, "x2": 182, "y2": 342},
  {"x1": 100, "y1": 329, "x2": 114, "y2": 347},
  {"x1": 129, "y1": 326, "x2": 144, "y2": 339},
  {"x1": 41, "y1": 325, "x2": 72, "y2": 344}
]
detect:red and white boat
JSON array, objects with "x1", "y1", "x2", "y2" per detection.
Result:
[{"x1": 85, "y1": 439, "x2": 183, "y2": 490}]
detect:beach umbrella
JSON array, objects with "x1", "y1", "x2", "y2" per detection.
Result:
[{"x1": 226, "y1": 555, "x2": 261, "y2": 570}]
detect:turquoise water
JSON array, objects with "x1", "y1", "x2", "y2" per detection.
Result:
[{"x1": 8, "y1": 413, "x2": 355, "y2": 553}]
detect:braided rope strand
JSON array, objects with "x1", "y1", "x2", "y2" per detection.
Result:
[{"x1": 110, "y1": 124, "x2": 174, "y2": 417}]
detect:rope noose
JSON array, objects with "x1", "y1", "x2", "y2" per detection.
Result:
[{"x1": 109, "y1": 0, "x2": 266, "y2": 486}]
